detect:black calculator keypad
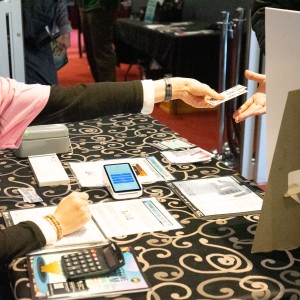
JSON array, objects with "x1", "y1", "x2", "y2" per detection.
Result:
[{"x1": 61, "y1": 243, "x2": 124, "y2": 280}]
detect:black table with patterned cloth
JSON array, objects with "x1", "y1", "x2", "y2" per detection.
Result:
[
  {"x1": 114, "y1": 19, "x2": 221, "y2": 89},
  {"x1": 1, "y1": 114, "x2": 300, "y2": 300}
]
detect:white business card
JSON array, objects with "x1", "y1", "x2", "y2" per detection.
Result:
[{"x1": 208, "y1": 84, "x2": 248, "y2": 106}]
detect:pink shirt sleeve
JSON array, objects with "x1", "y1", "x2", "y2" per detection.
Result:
[{"x1": 0, "y1": 77, "x2": 50, "y2": 149}]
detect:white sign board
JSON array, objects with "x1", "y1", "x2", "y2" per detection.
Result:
[{"x1": 266, "y1": 7, "x2": 300, "y2": 177}]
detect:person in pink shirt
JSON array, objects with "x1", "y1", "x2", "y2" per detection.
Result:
[
  {"x1": 0, "y1": 76, "x2": 223, "y2": 148},
  {"x1": 0, "y1": 76, "x2": 223, "y2": 263}
]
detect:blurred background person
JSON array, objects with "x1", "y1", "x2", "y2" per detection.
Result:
[
  {"x1": 22, "y1": 0, "x2": 72, "y2": 84},
  {"x1": 78, "y1": 0, "x2": 120, "y2": 82}
]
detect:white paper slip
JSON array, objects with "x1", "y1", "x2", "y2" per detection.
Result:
[
  {"x1": 160, "y1": 138, "x2": 195, "y2": 150},
  {"x1": 18, "y1": 187, "x2": 43, "y2": 203},
  {"x1": 161, "y1": 147, "x2": 213, "y2": 165},
  {"x1": 69, "y1": 156, "x2": 175, "y2": 187},
  {"x1": 150, "y1": 138, "x2": 195, "y2": 151},
  {"x1": 208, "y1": 84, "x2": 248, "y2": 106},
  {"x1": 174, "y1": 30, "x2": 213, "y2": 36},
  {"x1": 90, "y1": 197, "x2": 183, "y2": 237},
  {"x1": 28, "y1": 154, "x2": 70, "y2": 187}
]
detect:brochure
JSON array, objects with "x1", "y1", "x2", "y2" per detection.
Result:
[
  {"x1": 27, "y1": 246, "x2": 150, "y2": 300},
  {"x1": 28, "y1": 154, "x2": 70, "y2": 187},
  {"x1": 150, "y1": 138, "x2": 195, "y2": 151},
  {"x1": 161, "y1": 147, "x2": 213, "y2": 165},
  {"x1": 3, "y1": 197, "x2": 182, "y2": 253},
  {"x1": 167, "y1": 175, "x2": 264, "y2": 219},
  {"x1": 69, "y1": 156, "x2": 175, "y2": 187}
]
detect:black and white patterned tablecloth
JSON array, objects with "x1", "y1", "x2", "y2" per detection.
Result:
[{"x1": 1, "y1": 114, "x2": 299, "y2": 300}]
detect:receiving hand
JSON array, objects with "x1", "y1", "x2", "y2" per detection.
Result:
[
  {"x1": 233, "y1": 70, "x2": 266, "y2": 123},
  {"x1": 53, "y1": 192, "x2": 91, "y2": 236}
]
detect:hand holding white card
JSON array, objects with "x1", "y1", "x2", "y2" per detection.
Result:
[{"x1": 207, "y1": 85, "x2": 248, "y2": 106}]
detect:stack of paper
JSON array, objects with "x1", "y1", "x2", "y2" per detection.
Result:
[
  {"x1": 28, "y1": 154, "x2": 70, "y2": 187},
  {"x1": 161, "y1": 147, "x2": 213, "y2": 165}
]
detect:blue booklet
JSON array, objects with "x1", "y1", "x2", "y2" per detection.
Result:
[
  {"x1": 27, "y1": 246, "x2": 150, "y2": 299},
  {"x1": 144, "y1": 0, "x2": 157, "y2": 23}
]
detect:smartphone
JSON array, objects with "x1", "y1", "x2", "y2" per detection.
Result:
[{"x1": 103, "y1": 163, "x2": 143, "y2": 200}]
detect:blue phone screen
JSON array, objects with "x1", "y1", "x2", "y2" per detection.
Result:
[{"x1": 104, "y1": 164, "x2": 141, "y2": 192}]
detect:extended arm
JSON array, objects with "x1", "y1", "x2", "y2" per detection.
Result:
[
  {"x1": 0, "y1": 77, "x2": 222, "y2": 148},
  {"x1": 32, "y1": 78, "x2": 222, "y2": 125}
]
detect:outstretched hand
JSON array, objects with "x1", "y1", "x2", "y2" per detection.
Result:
[
  {"x1": 154, "y1": 77, "x2": 224, "y2": 108},
  {"x1": 176, "y1": 78, "x2": 224, "y2": 108},
  {"x1": 233, "y1": 70, "x2": 267, "y2": 123}
]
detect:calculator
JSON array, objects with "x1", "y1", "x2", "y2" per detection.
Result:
[{"x1": 61, "y1": 242, "x2": 125, "y2": 280}]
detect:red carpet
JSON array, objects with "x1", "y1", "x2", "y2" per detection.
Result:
[{"x1": 58, "y1": 30, "x2": 220, "y2": 152}]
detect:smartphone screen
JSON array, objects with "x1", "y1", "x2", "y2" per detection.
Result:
[{"x1": 103, "y1": 163, "x2": 141, "y2": 193}]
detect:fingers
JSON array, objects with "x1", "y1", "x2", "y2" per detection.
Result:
[
  {"x1": 199, "y1": 84, "x2": 224, "y2": 100},
  {"x1": 233, "y1": 98, "x2": 253, "y2": 118},
  {"x1": 233, "y1": 103, "x2": 266, "y2": 123},
  {"x1": 78, "y1": 204, "x2": 92, "y2": 223},
  {"x1": 245, "y1": 70, "x2": 266, "y2": 83},
  {"x1": 58, "y1": 192, "x2": 89, "y2": 209},
  {"x1": 69, "y1": 191, "x2": 89, "y2": 201}
]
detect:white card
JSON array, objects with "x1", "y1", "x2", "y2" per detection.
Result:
[
  {"x1": 18, "y1": 187, "x2": 43, "y2": 203},
  {"x1": 207, "y1": 84, "x2": 248, "y2": 106}
]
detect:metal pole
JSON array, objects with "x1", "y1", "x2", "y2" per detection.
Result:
[
  {"x1": 217, "y1": 11, "x2": 230, "y2": 153},
  {"x1": 232, "y1": 7, "x2": 245, "y2": 85},
  {"x1": 225, "y1": 7, "x2": 246, "y2": 161}
]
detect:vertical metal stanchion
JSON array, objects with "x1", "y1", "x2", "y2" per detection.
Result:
[
  {"x1": 225, "y1": 7, "x2": 246, "y2": 164},
  {"x1": 217, "y1": 11, "x2": 230, "y2": 154},
  {"x1": 212, "y1": 8, "x2": 247, "y2": 170},
  {"x1": 231, "y1": 7, "x2": 245, "y2": 86}
]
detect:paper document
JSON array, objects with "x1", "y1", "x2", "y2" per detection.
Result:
[
  {"x1": 90, "y1": 197, "x2": 182, "y2": 237},
  {"x1": 69, "y1": 156, "x2": 174, "y2": 187},
  {"x1": 3, "y1": 197, "x2": 181, "y2": 253},
  {"x1": 168, "y1": 176, "x2": 263, "y2": 219},
  {"x1": 161, "y1": 147, "x2": 213, "y2": 164}
]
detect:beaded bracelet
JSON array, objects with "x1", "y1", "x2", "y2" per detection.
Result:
[
  {"x1": 44, "y1": 214, "x2": 63, "y2": 240},
  {"x1": 164, "y1": 77, "x2": 172, "y2": 102}
]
